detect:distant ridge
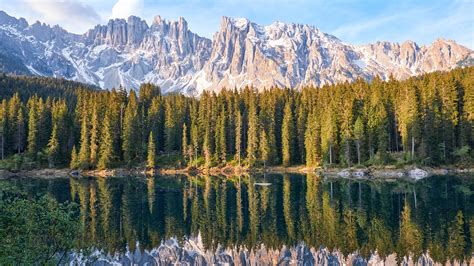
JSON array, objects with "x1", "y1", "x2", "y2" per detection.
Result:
[{"x1": 0, "y1": 10, "x2": 472, "y2": 95}]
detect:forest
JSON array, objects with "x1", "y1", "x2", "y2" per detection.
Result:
[{"x1": 0, "y1": 67, "x2": 472, "y2": 170}]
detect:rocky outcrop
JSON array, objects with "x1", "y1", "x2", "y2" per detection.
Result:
[{"x1": 0, "y1": 10, "x2": 472, "y2": 94}]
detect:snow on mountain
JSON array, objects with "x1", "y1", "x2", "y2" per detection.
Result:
[{"x1": 0, "y1": 10, "x2": 472, "y2": 95}]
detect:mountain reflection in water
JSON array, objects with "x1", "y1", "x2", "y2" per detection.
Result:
[{"x1": 6, "y1": 174, "x2": 474, "y2": 264}]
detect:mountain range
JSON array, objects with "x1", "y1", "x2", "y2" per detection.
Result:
[{"x1": 0, "y1": 10, "x2": 472, "y2": 95}]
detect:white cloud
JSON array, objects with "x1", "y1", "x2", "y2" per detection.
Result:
[
  {"x1": 111, "y1": 0, "x2": 143, "y2": 19},
  {"x1": 16, "y1": 0, "x2": 101, "y2": 33}
]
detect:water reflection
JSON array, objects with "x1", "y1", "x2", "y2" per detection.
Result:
[{"x1": 6, "y1": 174, "x2": 474, "y2": 263}]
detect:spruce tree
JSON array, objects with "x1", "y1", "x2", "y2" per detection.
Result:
[
  {"x1": 26, "y1": 97, "x2": 39, "y2": 158},
  {"x1": 235, "y1": 110, "x2": 242, "y2": 166},
  {"x1": 122, "y1": 91, "x2": 140, "y2": 166},
  {"x1": 147, "y1": 132, "x2": 156, "y2": 169},
  {"x1": 282, "y1": 100, "x2": 295, "y2": 166},
  {"x1": 215, "y1": 107, "x2": 227, "y2": 164},
  {"x1": 98, "y1": 112, "x2": 114, "y2": 170},
  {"x1": 305, "y1": 112, "x2": 320, "y2": 167},
  {"x1": 246, "y1": 97, "x2": 258, "y2": 166},
  {"x1": 259, "y1": 129, "x2": 270, "y2": 167},
  {"x1": 70, "y1": 145, "x2": 79, "y2": 169},
  {"x1": 164, "y1": 100, "x2": 176, "y2": 153},
  {"x1": 46, "y1": 124, "x2": 60, "y2": 167},
  {"x1": 182, "y1": 123, "x2": 188, "y2": 163},
  {"x1": 78, "y1": 110, "x2": 90, "y2": 169},
  {"x1": 353, "y1": 116, "x2": 364, "y2": 165},
  {"x1": 89, "y1": 102, "x2": 99, "y2": 167}
]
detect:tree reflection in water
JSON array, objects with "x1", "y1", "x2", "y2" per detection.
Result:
[{"x1": 7, "y1": 174, "x2": 474, "y2": 264}]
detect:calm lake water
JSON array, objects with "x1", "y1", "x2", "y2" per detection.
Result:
[{"x1": 3, "y1": 174, "x2": 474, "y2": 264}]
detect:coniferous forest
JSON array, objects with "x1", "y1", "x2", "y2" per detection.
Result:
[{"x1": 0, "y1": 67, "x2": 472, "y2": 170}]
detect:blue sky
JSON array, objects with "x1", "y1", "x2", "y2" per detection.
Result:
[{"x1": 1, "y1": 0, "x2": 472, "y2": 48}]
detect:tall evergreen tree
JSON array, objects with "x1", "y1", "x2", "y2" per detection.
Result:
[
  {"x1": 122, "y1": 91, "x2": 140, "y2": 166},
  {"x1": 97, "y1": 111, "x2": 114, "y2": 170},
  {"x1": 305, "y1": 112, "x2": 320, "y2": 167},
  {"x1": 89, "y1": 102, "x2": 100, "y2": 167},
  {"x1": 147, "y1": 132, "x2": 156, "y2": 169},
  {"x1": 46, "y1": 124, "x2": 60, "y2": 167},
  {"x1": 235, "y1": 110, "x2": 242, "y2": 166},
  {"x1": 246, "y1": 97, "x2": 258, "y2": 166},
  {"x1": 78, "y1": 109, "x2": 90, "y2": 169},
  {"x1": 353, "y1": 116, "x2": 365, "y2": 165},
  {"x1": 282, "y1": 100, "x2": 295, "y2": 166},
  {"x1": 26, "y1": 97, "x2": 39, "y2": 157}
]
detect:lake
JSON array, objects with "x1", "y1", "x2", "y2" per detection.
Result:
[{"x1": 3, "y1": 174, "x2": 473, "y2": 265}]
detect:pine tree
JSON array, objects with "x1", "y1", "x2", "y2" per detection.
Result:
[
  {"x1": 147, "y1": 132, "x2": 156, "y2": 169},
  {"x1": 282, "y1": 100, "x2": 295, "y2": 167},
  {"x1": 259, "y1": 129, "x2": 270, "y2": 167},
  {"x1": 353, "y1": 116, "x2": 364, "y2": 165},
  {"x1": 122, "y1": 91, "x2": 140, "y2": 166},
  {"x1": 321, "y1": 101, "x2": 336, "y2": 165},
  {"x1": 190, "y1": 120, "x2": 199, "y2": 166},
  {"x1": 305, "y1": 111, "x2": 320, "y2": 167},
  {"x1": 203, "y1": 130, "x2": 212, "y2": 168},
  {"x1": 97, "y1": 111, "x2": 114, "y2": 170},
  {"x1": 27, "y1": 97, "x2": 39, "y2": 157},
  {"x1": 70, "y1": 145, "x2": 79, "y2": 169},
  {"x1": 78, "y1": 110, "x2": 90, "y2": 169},
  {"x1": 89, "y1": 102, "x2": 99, "y2": 167},
  {"x1": 46, "y1": 124, "x2": 60, "y2": 167},
  {"x1": 182, "y1": 123, "x2": 188, "y2": 163},
  {"x1": 235, "y1": 110, "x2": 242, "y2": 166},
  {"x1": 164, "y1": 100, "x2": 176, "y2": 153},
  {"x1": 215, "y1": 107, "x2": 227, "y2": 164},
  {"x1": 15, "y1": 105, "x2": 26, "y2": 154},
  {"x1": 398, "y1": 83, "x2": 421, "y2": 160},
  {"x1": 246, "y1": 97, "x2": 258, "y2": 166}
]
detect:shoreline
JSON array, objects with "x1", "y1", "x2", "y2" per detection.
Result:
[{"x1": 0, "y1": 165, "x2": 473, "y2": 180}]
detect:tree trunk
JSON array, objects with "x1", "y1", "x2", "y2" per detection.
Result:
[{"x1": 411, "y1": 136, "x2": 415, "y2": 160}]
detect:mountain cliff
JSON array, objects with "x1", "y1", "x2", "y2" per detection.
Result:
[{"x1": 0, "y1": 10, "x2": 472, "y2": 94}]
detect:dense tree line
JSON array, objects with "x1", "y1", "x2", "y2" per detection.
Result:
[
  {"x1": 0, "y1": 73, "x2": 97, "y2": 102},
  {"x1": 0, "y1": 67, "x2": 472, "y2": 169}
]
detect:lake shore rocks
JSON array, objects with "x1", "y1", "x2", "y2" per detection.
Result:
[{"x1": 0, "y1": 165, "x2": 472, "y2": 180}]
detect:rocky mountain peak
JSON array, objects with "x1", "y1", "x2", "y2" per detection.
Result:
[{"x1": 0, "y1": 10, "x2": 471, "y2": 94}]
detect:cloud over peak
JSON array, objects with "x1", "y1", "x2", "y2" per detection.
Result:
[{"x1": 111, "y1": 0, "x2": 143, "y2": 19}]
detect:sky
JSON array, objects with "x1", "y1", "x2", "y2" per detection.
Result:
[{"x1": 0, "y1": 0, "x2": 472, "y2": 48}]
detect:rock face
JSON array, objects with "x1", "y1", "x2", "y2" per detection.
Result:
[{"x1": 0, "y1": 10, "x2": 472, "y2": 95}]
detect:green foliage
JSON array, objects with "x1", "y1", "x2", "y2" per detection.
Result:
[
  {"x1": 0, "y1": 191, "x2": 79, "y2": 265},
  {"x1": 147, "y1": 132, "x2": 156, "y2": 169}
]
